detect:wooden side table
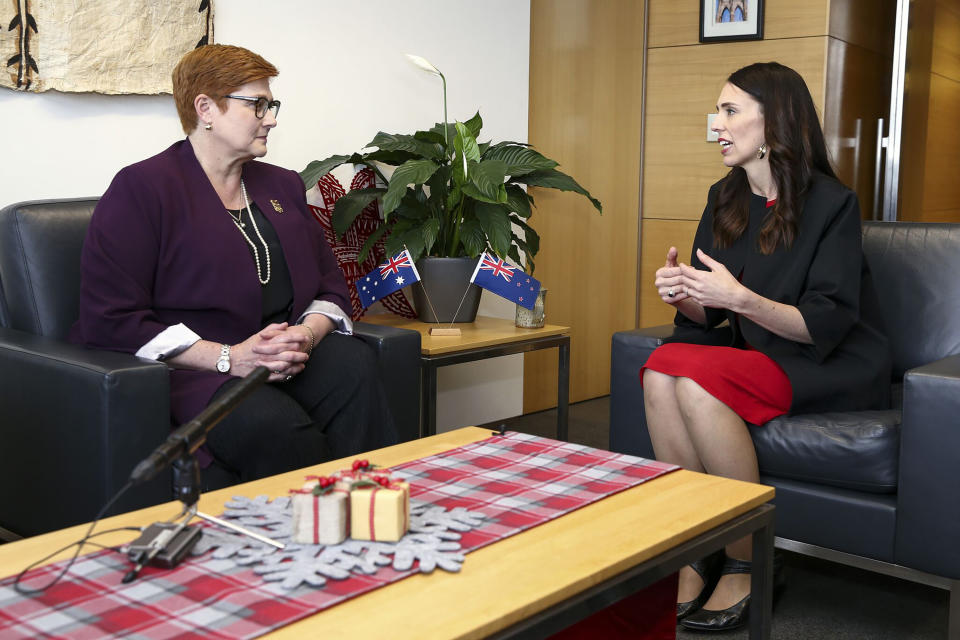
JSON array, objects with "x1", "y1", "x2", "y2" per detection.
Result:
[{"x1": 361, "y1": 315, "x2": 571, "y2": 439}]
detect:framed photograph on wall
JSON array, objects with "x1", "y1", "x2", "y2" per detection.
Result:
[{"x1": 699, "y1": 0, "x2": 764, "y2": 43}]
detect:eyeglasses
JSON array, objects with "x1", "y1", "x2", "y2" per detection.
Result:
[{"x1": 224, "y1": 95, "x2": 281, "y2": 119}]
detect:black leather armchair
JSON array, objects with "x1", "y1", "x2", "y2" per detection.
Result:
[
  {"x1": 610, "y1": 222, "x2": 960, "y2": 629},
  {"x1": 0, "y1": 199, "x2": 421, "y2": 539}
]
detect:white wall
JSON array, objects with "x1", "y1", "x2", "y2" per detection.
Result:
[{"x1": 0, "y1": 0, "x2": 531, "y2": 432}]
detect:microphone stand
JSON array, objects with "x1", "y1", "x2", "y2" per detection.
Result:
[
  {"x1": 177, "y1": 453, "x2": 284, "y2": 549},
  {"x1": 123, "y1": 367, "x2": 285, "y2": 582}
]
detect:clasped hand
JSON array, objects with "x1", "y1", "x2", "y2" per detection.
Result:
[
  {"x1": 230, "y1": 322, "x2": 314, "y2": 382},
  {"x1": 655, "y1": 247, "x2": 746, "y2": 311}
]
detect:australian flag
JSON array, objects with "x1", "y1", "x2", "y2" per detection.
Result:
[
  {"x1": 356, "y1": 249, "x2": 421, "y2": 309},
  {"x1": 469, "y1": 252, "x2": 541, "y2": 309}
]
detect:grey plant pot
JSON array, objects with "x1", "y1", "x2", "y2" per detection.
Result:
[{"x1": 412, "y1": 256, "x2": 482, "y2": 323}]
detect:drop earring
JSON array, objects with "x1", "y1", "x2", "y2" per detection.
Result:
[
  {"x1": 757, "y1": 143, "x2": 768, "y2": 160},
  {"x1": 204, "y1": 122, "x2": 212, "y2": 130}
]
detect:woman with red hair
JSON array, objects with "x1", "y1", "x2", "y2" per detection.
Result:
[{"x1": 72, "y1": 45, "x2": 396, "y2": 486}]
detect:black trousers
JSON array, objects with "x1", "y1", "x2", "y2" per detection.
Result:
[{"x1": 204, "y1": 332, "x2": 397, "y2": 486}]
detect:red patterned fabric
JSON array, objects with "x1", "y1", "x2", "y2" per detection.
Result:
[
  {"x1": 0, "y1": 433, "x2": 678, "y2": 640},
  {"x1": 306, "y1": 169, "x2": 416, "y2": 321}
]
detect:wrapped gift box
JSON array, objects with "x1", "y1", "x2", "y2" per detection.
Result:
[
  {"x1": 350, "y1": 479, "x2": 410, "y2": 542},
  {"x1": 290, "y1": 479, "x2": 348, "y2": 545}
]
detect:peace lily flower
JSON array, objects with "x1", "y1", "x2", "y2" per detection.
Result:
[{"x1": 405, "y1": 53, "x2": 449, "y2": 150}]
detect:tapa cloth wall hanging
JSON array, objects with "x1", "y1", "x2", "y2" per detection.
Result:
[{"x1": 2, "y1": 0, "x2": 213, "y2": 93}]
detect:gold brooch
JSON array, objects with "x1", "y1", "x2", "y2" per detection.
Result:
[{"x1": 270, "y1": 199, "x2": 284, "y2": 213}]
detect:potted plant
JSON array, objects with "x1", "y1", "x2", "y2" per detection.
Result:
[{"x1": 300, "y1": 61, "x2": 601, "y2": 323}]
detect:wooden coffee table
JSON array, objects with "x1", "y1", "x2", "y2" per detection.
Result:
[
  {"x1": 363, "y1": 315, "x2": 571, "y2": 439},
  {"x1": 0, "y1": 428, "x2": 775, "y2": 638}
]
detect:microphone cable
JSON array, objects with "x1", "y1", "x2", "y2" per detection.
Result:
[{"x1": 13, "y1": 480, "x2": 136, "y2": 595}]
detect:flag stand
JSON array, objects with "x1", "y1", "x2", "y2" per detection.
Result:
[
  {"x1": 424, "y1": 282, "x2": 470, "y2": 337},
  {"x1": 429, "y1": 327, "x2": 461, "y2": 336}
]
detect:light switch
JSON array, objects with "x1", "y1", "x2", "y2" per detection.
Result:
[{"x1": 706, "y1": 114, "x2": 718, "y2": 142}]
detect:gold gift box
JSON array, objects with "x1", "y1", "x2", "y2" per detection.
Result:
[{"x1": 349, "y1": 480, "x2": 410, "y2": 542}]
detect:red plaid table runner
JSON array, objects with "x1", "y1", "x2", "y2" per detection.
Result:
[{"x1": 0, "y1": 432, "x2": 678, "y2": 639}]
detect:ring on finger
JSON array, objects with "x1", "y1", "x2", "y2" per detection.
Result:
[{"x1": 667, "y1": 288, "x2": 675, "y2": 298}]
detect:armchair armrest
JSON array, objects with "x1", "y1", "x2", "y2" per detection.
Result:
[
  {"x1": 608, "y1": 325, "x2": 674, "y2": 458},
  {"x1": 353, "y1": 322, "x2": 421, "y2": 443},
  {"x1": 0, "y1": 328, "x2": 171, "y2": 536},
  {"x1": 895, "y1": 353, "x2": 960, "y2": 578}
]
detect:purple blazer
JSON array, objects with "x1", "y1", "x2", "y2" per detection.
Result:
[{"x1": 70, "y1": 139, "x2": 351, "y2": 425}]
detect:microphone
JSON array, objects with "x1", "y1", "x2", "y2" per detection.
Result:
[{"x1": 130, "y1": 366, "x2": 270, "y2": 484}]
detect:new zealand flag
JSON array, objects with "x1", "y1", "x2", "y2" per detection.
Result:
[
  {"x1": 469, "y1": 252, "x2": 541, "y2": 309},
  {"x1": 356, "y1": 249, "x2": 421, "y2": 309}
]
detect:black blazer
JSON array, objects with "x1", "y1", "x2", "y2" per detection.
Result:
[{"x1": 672, "y1": 174, "x2": 891, "y2": 415}]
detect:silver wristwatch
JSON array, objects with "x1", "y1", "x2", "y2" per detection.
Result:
[{"x1": 216, "y1": 343, "x2": 231, "y2": 373}]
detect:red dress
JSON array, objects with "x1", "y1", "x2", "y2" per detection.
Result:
[
  {"x1": 641, "y1": 342, "x2": 792, "y2": 424},
  {"x1": 641, "y1": 199, "x2": 793, "y2": 425}
]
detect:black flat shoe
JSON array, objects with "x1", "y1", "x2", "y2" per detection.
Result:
[
  {"x1": 676, "y1": 551, "x2": 724, "y2": 621},
  {"x1": 680, "y1": 557, "x2": 753, "y2": 631},
  {"x1": 681, "y1": 592, "x2": 751, "y2": 631},
  {"x1": 680, "y1": 555, "x2": 785, "y2": 631}
]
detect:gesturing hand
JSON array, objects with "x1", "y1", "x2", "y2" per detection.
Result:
[
  {"x1": 654, "y1": 246, "x2": 690, "y2": 304},
  {"x1": 679, "y1": 248, "x2": 746, "y2": 310}
]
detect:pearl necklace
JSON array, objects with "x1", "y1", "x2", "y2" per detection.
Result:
[{"x1": 229, "y1": 180, "x2": 272, "y2": 285}]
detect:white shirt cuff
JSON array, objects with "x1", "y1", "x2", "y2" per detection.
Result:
[
  {"x1": 298, "y1": 300, "x2": 353, "y2": 335},
  {"x1": 135, "y1": 323, "x2": 202, "y2": 360}
]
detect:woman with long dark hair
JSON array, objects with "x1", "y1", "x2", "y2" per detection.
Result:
[{"x1": 644, "y1": 62, "x2": 890, "y2": 631}]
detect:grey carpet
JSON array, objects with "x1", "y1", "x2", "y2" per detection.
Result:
[{"x1": 482, "y1": 396, "x2": 948, "y2": 639}]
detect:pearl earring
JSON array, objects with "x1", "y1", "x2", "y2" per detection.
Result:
[
  {"x1": 204, "y1": 122, "x2": 212, "y2": 130},
  {"x1": 757, "y1": 143, "x2": 768, "y2": 160}
]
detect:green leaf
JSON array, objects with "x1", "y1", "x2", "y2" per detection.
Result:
[
  {"x1": 475, "y1": 202, "x2": 512, "y2": 258},
  {"x1": 470, "y1": 159, "x2": 508, "y2": 200},
  {"x1": 331, "y1": 187, "x2": 385, "y2": 238},
  {"x1": 367, "y1": 132, "x2": 444, "y2": 161},
  {"x1": 458, "y1": 216, "x2": 486, "y2": 257},
  {"x1": 505, "y1": 184, "x2": 532, "y2": 218},
  {"x1": 300, "y1": 153, "x2": 358, "y2": 188},
  {"x1": 509, "y1": 213, "x2": 540, "y2": 257},
  {"x1": 454, "y1": 122, "x2": 481, "y2": 164},
  {"x1": 414, "y1": 129, "x2": 447, "y2": 145},
  {"x1": 463, "y1": 111, "x2": 483, "y2": 139},
  {"x1": 357, "y1": 224, "x2": 389, "y2": 264},
  {"x1": 451, "y1": 158, "x2": 470, "y2": 187},
  {"x1": 511, "y1": 168, "x2": 602, "y2": 213},
  {"x1": 383, "y1": 224, "x2": 406, "y2": 258},
  {"x1": 382, "y1": 159, "x2": 441, "y2": 215},
  {"x1": 364, "y1": 149, "x2": 419, "y2": 166},
  {"x1": 427, "y1": 166, "x2": 452, "y2": 207},
  {"x1": 429, "y1": 122, "x2": 458, "y2": 147},
  {"x1": 393, "y1": 190, "x2": 432, "y2": 220},
  {"x1": 421, "y1": 218, "x2": 441, "y2": 254},
  {"x1": 462, "y1": 181, "x2": 506, "y2": 204},
  {"x1": 445, "y1": 182, "x2": 463, "y2": 213},
  {"x1": 483, "y1": 145, "x2": 558, "y2": 177},
  {"x1": 399, "y1": 227, "x2": 426, "y2": 261}
]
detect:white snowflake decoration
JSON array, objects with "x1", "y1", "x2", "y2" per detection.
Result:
[{"x1": 192, "y1": 495, "x2": 486, "y2": 590}]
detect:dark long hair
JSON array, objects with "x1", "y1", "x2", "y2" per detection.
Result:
[{"x1": 713, "y1": 62, "x2": 837, "y2": 254}]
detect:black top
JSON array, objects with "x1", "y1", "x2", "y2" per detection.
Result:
[
  {"x1": 227, "y1": 201, "x2": 295, "y2": 326},
  {"x1": 670, "y1": 174, "x2": 891, "y2": 414}
]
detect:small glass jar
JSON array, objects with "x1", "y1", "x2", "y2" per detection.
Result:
[{"x1": 515, "y1": 288, "x2": 547, "y2": 328}]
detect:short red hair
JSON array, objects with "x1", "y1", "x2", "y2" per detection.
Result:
[{"x1": 172, "y1": 44, "x2": 278, "y2": 134}]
